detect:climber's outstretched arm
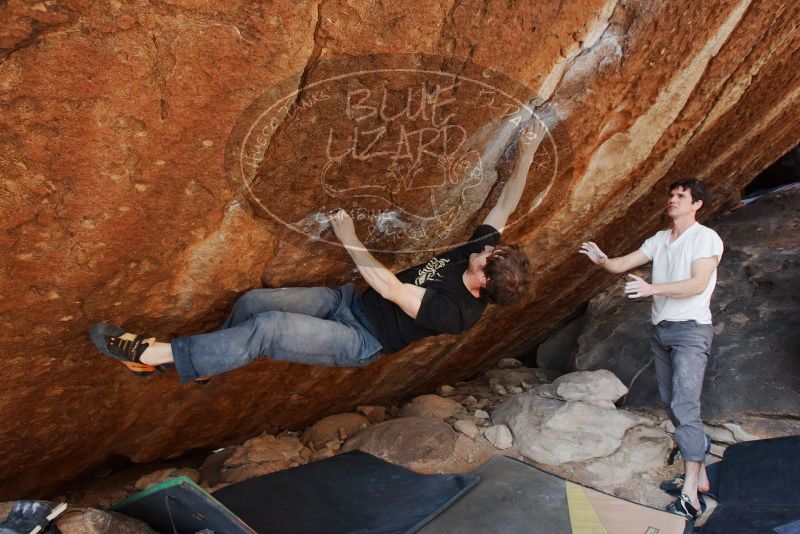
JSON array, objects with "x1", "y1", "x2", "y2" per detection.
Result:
[
  {"x1": 482, "y1": 121, "x2": 546, "y2": 233},
  {"x1": 328, "y1": 209, "x2": 425, "y2": 319}
]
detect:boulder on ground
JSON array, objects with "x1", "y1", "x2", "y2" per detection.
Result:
[
  {"x1": 341, "y1": 417, "x2": 457, "y2": 471},
  {"x1": 551, "y1": 370, "x2": 629, "y2": 403},
  {"x1": 309, "y1": 440, "x2": 342, "y2": 462},
  {"x1": 578, "y1": 425, "x2": 672, "y2": 488},
  {"x1": 0, "y1": 504, "x2": 157, "y2": 534},
  {"x1": 703, "y1": 422, "x2": 759, "y2": 445},
  {"x1": 198, "y1": 448, "x2": 235, "y2": 489},
  {"x1": 473, "y1": 409, "x2": 490, "y2": 420},
  {"x1": 492, "y1": 390, "x2": 649, "y2": 465},
  {"x1": 533, "y1": 383, "x2": 560, "y2": 399},
  {"x1": 134, "y1": 467, "x2": 200, "y2": 491},
  {"x1": 400, "y1": 395, "x2": 465, "y2": 420},
  {"x1": 437, "y1": 385, "x2": 456, "y2": 396},
  {"x1": 357, "y1": 405, "x2": 388, "y2": 424},
  {"x1": 484, "y1": 368, "x2": 540, "y2": 388},
  {"x1": 454, "y1": 419, "x2": 480, "y2": 439},
  {"x1": 302, "y1": 413, "x2": 369, "y2": 449},
  {"x1": 55, "y1": 508, "x2": 156, "y2": 533},
  {"x1": 484, "y1": 425, "x2": 513, "y2": 450},
  {"x1": 221, "y1": 433, "x2": 310, "y2": 484}
]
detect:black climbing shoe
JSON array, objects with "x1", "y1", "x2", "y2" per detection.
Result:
[
  {"x1": 666, "y1": 493, "x2": 706, "y2": 521},
  {"x1": 89, "y1": 323, "x2": 160, "y2": 377}
]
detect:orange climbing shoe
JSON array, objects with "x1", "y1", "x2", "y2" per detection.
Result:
[{"x1": 89, "y1": 323, "x2": 159, "y2": 377}]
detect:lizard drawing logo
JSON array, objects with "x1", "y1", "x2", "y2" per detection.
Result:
[{"x1": 415, "y1": 257, "x2": 450, "y2": 285}]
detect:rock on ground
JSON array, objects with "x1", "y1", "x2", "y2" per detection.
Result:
[
  {"x1": 473, "y1": 409, "x2": 490, "y2": 420},
  {"x1": 551, "y1": 370, "x2": 628, "y2": 403},
  {"x1": 357, "y1": 406, "x2": 388, "y2": 424},
  {"x1": 437, "y1": 385, "x2": 456, "y2": 396},
  {"x1": 134, "y1": 468, "x2": 200, "y2": 491},
  {"x1": 483, "y1": 425, "x2": 513, "y2": 450},
  {"x1": 491, "y1": 370, "x2": 673, "y2": 505},
  {"x1": 50, "y1": 364, "x2": 679, "y2": 514},
  {"x1": 454, "y1": 419, "x2": 480, "y2": 439},
  {"x1": 0, "y1": 504, "x2": 155, "y2": 534},
  {"x1": 401, "y1": 395, "x2": 465, "y2": 420},
  {"x1": 302, "y1": 413, "x2": 369, "y2": 450},
  {"x1": 219, "y1": 433, "x2": 311, "y2": 484},
  {"x1": 484, "y1": 368, "x2": 543, "y2": 388},
  {"x1": 341, "y1": 417, "x2": 457, "y2": 473},
  {"x1": 494, "y1": 394, "x2": 647, "y2": 465},
  {"x1": 55, "y1": 508, "x2": 156, "y2": 534},
  {"x1": 578, "y1": 425, "x2": 672, "y2": 488}
]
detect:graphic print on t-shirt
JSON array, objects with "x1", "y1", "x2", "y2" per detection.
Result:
[
  {"x1": 414, "y1": 257, "x2": 451, "y2": 286},
  {"x1": 361, "y1": 224, "x2": 501, "y2": 354}
]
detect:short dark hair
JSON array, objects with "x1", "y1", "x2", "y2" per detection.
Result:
[
  {"x1": 480, "y1": 243, "x2": 532, "y2": 305},
  {"x1": 668, "y1": 178, "x2": 710, "y2": 208}
]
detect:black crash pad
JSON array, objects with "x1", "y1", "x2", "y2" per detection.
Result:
[
  {"x1": 212, "y1": 450, "x2": 478, "y2": 534},
  {"x1": 115, "y1": 451, "x2": 477, "y2": 534},
  {"x1": 701, "y1": 435, "x2": 800, "y2": 534}
]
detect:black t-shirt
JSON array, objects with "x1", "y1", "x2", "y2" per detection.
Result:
[{"x1": 361, "y1": 225, "x2": 501, "y2": 354}]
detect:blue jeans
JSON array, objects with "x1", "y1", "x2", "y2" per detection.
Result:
[
  {"x1": 651, "y1": 320, "x2": 713, "y2": 462},
  {"x1": 171, "y1": 284, "x2": 383, "y2": 382}
]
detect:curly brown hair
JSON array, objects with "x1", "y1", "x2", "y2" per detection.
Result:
[{"x1": 480, "y1": 243, "x2": 533, "y2": 305}]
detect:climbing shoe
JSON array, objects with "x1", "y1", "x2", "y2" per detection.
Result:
[
  {"x1": 90, "y1": 323, "x2": 159, "y2": 377},
  {"x1": 666, "y1": 493, "x2": 706, "y2": 521}
]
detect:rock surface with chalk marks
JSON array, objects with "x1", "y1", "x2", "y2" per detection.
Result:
[{"x1": 2, "y1": 0, "x2": 800, "y2": 498}]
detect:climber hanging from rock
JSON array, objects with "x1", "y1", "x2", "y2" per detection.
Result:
[
  {"x1": 579, "y1": 178, "x2": 724, "y2": 522},
  {"x1": 89, "y1": 121, "x2": 545, "y2": 384}
]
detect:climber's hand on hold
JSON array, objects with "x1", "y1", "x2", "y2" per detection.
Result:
[
  {"x1": 519, "y1": 120, "x2": 546, "y2": 158},
  {"x1": 328, "y1": 209, "x2": 359, "y2": 247}
]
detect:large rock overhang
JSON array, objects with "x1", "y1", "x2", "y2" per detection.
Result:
[{"x1": 2, "y1": 0, "x2": 800, "y2": 497}]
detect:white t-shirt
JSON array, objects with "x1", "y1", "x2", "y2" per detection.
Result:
[{"x1": 639, "y1": 223, "x2": 724, "y2": 325}]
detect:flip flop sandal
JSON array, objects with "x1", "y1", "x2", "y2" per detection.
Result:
[
  {"x1": 666, "y1": 493, "x2": 706, "y2": 521},
  {"x1": 90, "y1": 323, "x2": 160, "y2": 377}
]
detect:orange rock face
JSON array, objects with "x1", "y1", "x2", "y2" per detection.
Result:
[{"x1": 1, "y1": 0, "x2": 799, "y2": 498}]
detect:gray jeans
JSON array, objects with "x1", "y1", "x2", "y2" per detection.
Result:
[
  {"x1": 171, "y1": 283, "x2": 383, "y2": 382},
  {"x1": 651, "y1": 320, "x2": 713, "y2": 462}
]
